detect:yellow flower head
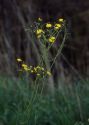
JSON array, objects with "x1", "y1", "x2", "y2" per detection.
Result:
[
  {"x1": 37, "y1": 73, "x2": 40, "y2": 76},
  {"x1": 22, "y1": 64, "x2": 28, "y2": 68},
  {"x1": 48, "y1": 36, "x2": 56, "y2": 43},
  {"x1": 36, "y1": 29, "x2": 44, "y2": 35},
  {"x1": 38, "y1": 17, "x2": 42, "y2": 21},
  {"x1": 54, "y1": 24, "x2": 61, "y2": 30},
  {"x1": 47, "y1": 71, "x2": 51, "y2": 76},
  {"x1": 24, "y1": 67, "x2": 30, "y2": 71},
  {"x1": 58, "y1": 18, "x2": 64, "y2": 22},
  {"x1": 16, "y1": 58, "x2": 22, "y2": 62},
  {"x1": 46, "y1": 23, "x2": 52, "y2": 28}
]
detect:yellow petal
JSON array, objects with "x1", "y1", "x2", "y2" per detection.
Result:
[
  {"x1": 46, "y1": 23, "x2": 52, "y2": 28},
  {"x1": 58, "y1": 18, "x2": 64, "y2": 22},
  {"x1": 17, "y1": 58, "x2": 22, "y2": 62}
]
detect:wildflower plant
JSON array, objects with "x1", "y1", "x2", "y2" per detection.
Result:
[
  {"x1": 0, "y1": 18, "x2": 71, "y2": 125},
  {"x1": 17, "y1": 17, "x2": 67, "y2": 79},
  {"x1": 16, "y1": 17, "x2": 67, "y2": 95}
]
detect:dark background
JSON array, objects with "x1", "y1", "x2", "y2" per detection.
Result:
[{"x1": 0, "y1": 0, "x2": 89, "y2": 80}]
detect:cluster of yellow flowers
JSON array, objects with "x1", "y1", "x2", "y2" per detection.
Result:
[
  {"x1": 16, "y1": 58, "x2": 51, "y2": 76},
  {"x1": 34, "y1": 18, "x2": 64, "y2": 43}
]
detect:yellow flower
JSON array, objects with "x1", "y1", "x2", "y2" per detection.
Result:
[
  {"x1": 37, "y1": 73, "x2": 40, "y2": 76},
  {"x1": 58, "y1": 18, "x2": 64, "y2": 22},
  {"x1": 36, "y1": 29, "x2": 44, "y2": 35},
  {"x1": 54, "y1": 24, "x2": 61, "y2": 30},
  {"x1": 24, "y1": 67, "x2": 30, "y2": 71},
  {"x1": 16, "y1": 58, "x2": 22, "y2": 62},
  {"x1": 48, "y1": 36, "x2": 56, "y2": 43},
  {"x1": 46, "y1": 23, "x2": 52, "y2": 28},
  {"x1": 47, "y1": 71, "x2": 51, "y2": 76},
  {"x1": 22, "y1": 64, "x2": 28, "y2": 68},
  {"x1": 38, "y1": 17, "x2": 42, "y2": 21},
  {"x1": 22, "y1": 64, "x2": 30, "y2": 71}
]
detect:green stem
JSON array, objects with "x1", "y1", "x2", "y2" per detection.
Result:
[{"x1": 50, "y1": 27, "x2": 67, "y2": 69}]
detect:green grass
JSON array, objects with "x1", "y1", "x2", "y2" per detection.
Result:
[{"x1": 0, "y1": 76, "x2": 89, "y2": 125}]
